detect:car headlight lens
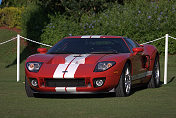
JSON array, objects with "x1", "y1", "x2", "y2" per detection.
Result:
[
  {"x1": 26, "y1": 62, "x2": 43, "y2": 72},
  {"x1": 94, "y1": 61, "x2": 116, "y2": 72}
]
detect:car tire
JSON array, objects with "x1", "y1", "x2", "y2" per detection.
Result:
[
  {"x1": 115, "y1": 63, "x2": 132, "y2": 97},
  {"x1": 25, "y1": 77, "x2": 35, "y2": 97},
  {"x1": 148, "y1": 55, "x2": 160, "y2": 88}
]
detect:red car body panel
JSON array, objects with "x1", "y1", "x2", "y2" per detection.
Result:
[{"x1": 25, "y1": 35, "x2": 158, "y2": 94}]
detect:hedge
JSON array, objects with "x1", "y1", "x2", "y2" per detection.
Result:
[
  {"x1": 41, "y1": 0, "x2": 176, "y2": 54},
  {"x1": 0, "y1": 7, "x2": 24, "y2": 28}
]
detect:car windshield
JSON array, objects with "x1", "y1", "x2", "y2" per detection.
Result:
[{"x1": 47, "y1": 38, "x2": 130, "y2": 54}]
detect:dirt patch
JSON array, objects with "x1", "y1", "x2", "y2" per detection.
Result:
[{"x1": 0, "y1": 26, "x2": 21, "y2": 33}]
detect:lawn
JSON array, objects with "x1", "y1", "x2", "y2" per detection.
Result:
[{"x1": 0, "y1": 29, "x2": 176, "y2": 118}]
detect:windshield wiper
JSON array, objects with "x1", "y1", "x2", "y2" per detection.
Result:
[{"x1": 90, "y1": 51, "x2": 118, "y2": 54}]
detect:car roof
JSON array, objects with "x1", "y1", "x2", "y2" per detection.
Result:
[{"x1": 64, "y1": 35, "x2": 124, "y2": 39}]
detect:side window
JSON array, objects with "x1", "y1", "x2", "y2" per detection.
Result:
[
  {"x1": 126, "y1": 38, "x2": 138, "y2": 48},
  {"x1": 133, "y1": 41, "x2": 140, "y2": 47},
  {"x1": 124, "y1": 38, "x2": 139, "y2": 53},
  {"x1": 125, "y1": 39, "x2": 133, "y2": 52}
]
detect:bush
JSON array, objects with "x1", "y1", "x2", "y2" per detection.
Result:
[
  {"x1": 0, "y1": 7, "x2": 24, "y2": 28},
  {"x1": 1, "y1": 0, "x2": 39, "y2": 7},
  {"x1": 41, "y1": 0, "x2": 176, "y2": 54},
  {"x1": 20, "y1": 3, "x2": 49, "y2": 41},
  {"x1": 41, "y1": 15, "x2": 81, "y2": 45}
]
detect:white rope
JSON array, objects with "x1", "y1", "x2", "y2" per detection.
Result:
[
  {"x1": 0, "y1": 37, "x2": 17, "y2": 45},
  {"x1": 141, "y1": 36, "x2": 165, "y2": 45},
  {"x1": 168, "y1": 36, "x2": 176, "y2": 40},
  {"x1": 20, "y1": 36, "x2": 52, "y2": 47},
  {"x1": 0, "y1": 35, "x2": 175, "y2": 47}
]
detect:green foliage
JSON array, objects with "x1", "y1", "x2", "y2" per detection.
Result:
[
  {"x1": 41, "y1": 15, "x2": 81, "y2": 45},
  {"x1": 0, "y1": 7, "x2": 24, "y2": 28},
  {"x1": 41, "y1": 0, "x2": 176, "y2": 54},
  {"x1": 58, "y1": 0, "x2": 115, "y2": 18},
  {"x1": 1, "y1": 0, "x2": 39, "y2": 7},
  {"x1": 37, "y1": 0, "x2": 118, "y2": 20},
  {"x1": 20, "y1": 3, "x2": 49, "y2": 41}
]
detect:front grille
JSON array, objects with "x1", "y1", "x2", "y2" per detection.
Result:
[{"x1": 45, "y1": 78, "x2": 86, "y2": 87}]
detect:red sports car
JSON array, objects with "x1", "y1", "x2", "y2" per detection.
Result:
[{"x1": 25, "y1": 35, "x2": 160, "y2": 97}]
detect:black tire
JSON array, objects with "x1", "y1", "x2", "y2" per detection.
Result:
[
  {"x1": 25, "y1": 77, "x2": 35, "y2": 97},
  {"x1": 115, "y1": 63, "x2": 132, "y2": 97},
  {"x1": 148, "y1": 55, "x2": 160, "y2": 88}
]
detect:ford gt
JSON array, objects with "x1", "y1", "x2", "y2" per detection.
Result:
[{"x1": 25, "y1": 35, "x2": 160, "y2": 97}]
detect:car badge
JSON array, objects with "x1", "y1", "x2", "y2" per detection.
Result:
[{"x1": 62, "y1": 71, "x2": 68, "y2": 73}]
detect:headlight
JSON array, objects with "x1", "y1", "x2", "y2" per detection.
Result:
[
  {"x1": 26, "y1": 62, "x2": 43, "y2": 72},
  {"x1": 94, "y1": 61, "x2": 116, "y2": 72}
]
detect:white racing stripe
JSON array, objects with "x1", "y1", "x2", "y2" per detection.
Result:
[
  {"x1": 55, "y1": 87, "x2": 65, "y2": 92},
  {"x1": 71, "y1": 54, "x2": 90, "y2": 64},
  {"x1": 81, "y1": 35, "x2": 91, "y2": 38},
  {"x1": 81, "y1": 35, "x2": 101, "y2": 38},
  {"x1": 55, "y1": 87, "x2": 76, "y2": 92},
  {"x1": 66, "y1": 87, "x2": 76, "y2": 92},
  {"x1": 91, "y1": 35, "x2": 101, "y2": 38},
  {"x1": 65, "y1": 54, "x2": 78, "y2": 64},
  {"x1": 53, "y1": 54, "x2": 76, "y2": 78},
  {"x1": 64, "y1": 64, "x2": 79, "y2": 78},
  {"x1": 64, "y1": 54, "x2": 90, "y2": 78},
  {"x1": 53, "y1": 64, "x2": 68, "y2": 78},
  {"x1": 53, "y1": 54, "x2": 90, "y2": 79}
]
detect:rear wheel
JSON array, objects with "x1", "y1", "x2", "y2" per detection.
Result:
[
  {"x1": 115, "y1": 63, "x2": 132, "y2": 97},
  {"x1": 25, "y1": 77, "x2": 35, "y2": 97},
  {"x1": 148, "y1": 56, "x2": 160, "y2": 88}
]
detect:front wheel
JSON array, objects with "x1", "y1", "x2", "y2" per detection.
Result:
[
  {"x1": 25, "y1": 77, "x2": 35, "y2": 97},
  {"x1": 148, "y1": 55, "x2": 160, "y2": 88},
  {"x1": 115, "y1": 63, "x2": 132, "y2": 97}
]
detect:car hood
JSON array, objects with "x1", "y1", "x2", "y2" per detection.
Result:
[
  {"x1": 26, "y1": 54, "x2": 108, "y2": 64},
  {"x1": 26, "y1": 53, "x2": 130, "y2": 64}
]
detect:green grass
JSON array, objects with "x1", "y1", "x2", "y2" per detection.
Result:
[{"x1": 0, "y1": 29, "x2": 176, "y2": 118}]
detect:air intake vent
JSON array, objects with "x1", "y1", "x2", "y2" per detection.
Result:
[{"x1": 45, "y1": 78, "x2": 86, "y2": 87}]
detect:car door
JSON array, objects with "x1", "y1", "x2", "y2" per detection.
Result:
[{"x1": 124, "y1": 38, "x2": 147, "y2": 84}]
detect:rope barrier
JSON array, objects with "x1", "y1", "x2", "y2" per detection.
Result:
[
  {"x1": 20, "y1": 36, "x2": 52, "y2": 47},
  {"x1": 0, "y1": 37, "x2": 17, "y2": 45},
  {"x1": 0, "y1": 35, "x2": 175, "y2": 47},
  {"x1": 169, "y1": 36, "x2": 176, "y2": 40},
  {"x1": 140, "y1": 36, "x2": 165, "y2": 45}
]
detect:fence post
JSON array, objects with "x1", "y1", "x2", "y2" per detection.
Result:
[
  {"x1": 164, "y1": 34, "x2": 168, "y2": 84},
  {"x1": 17, "y1": 34, "x2": 20, "y2": 82}
]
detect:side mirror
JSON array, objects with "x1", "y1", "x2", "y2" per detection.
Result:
[
  {"x1": 132, "y1": 47, "x2": 144, "y2": 55},
  {"x1": 37, "y1": 48, "x2": 47, "y2": 54},
  {"x1": 140, "y1": 44, "x2": 144, "y2": 47}
]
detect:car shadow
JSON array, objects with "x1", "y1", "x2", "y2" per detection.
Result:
[
  {"x1": 35, "y1": 93, "x2": 115, "y2": 99},
  {"x1": 130, "y1": 85, "x2": 148, "y2": 95},
  {"x1": 158, "y1": 76, "x2": 175, "y2": 85},
  {"x1": 168, "y1": 76, "x2": 175, "y2": 84}
]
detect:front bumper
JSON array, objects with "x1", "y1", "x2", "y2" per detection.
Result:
[{"x1": 26, "y1": 74, "x2": 121, "y2": 93}]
